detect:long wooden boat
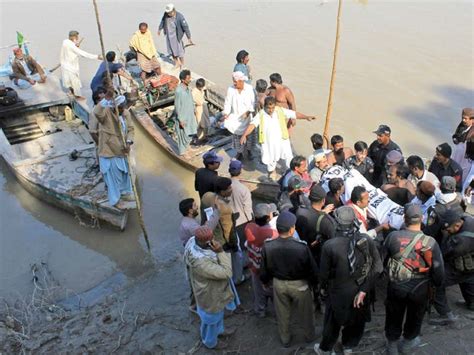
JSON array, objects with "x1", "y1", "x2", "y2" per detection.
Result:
[
  {"x1": 129, "y1": 54, "x2": 282, "y2": 201},
  {"x1": 0, "y1": 72, "x2": 136, "y2": 230}
]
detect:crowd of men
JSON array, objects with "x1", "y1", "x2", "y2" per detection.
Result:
[
  {"x1": 181, "y1": 103, "x2": 474, "y2": 352},
  {"x1": 6, "y1": 4, "x2": 473, "y2": 353}
]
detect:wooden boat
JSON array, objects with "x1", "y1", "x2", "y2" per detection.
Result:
[
  {"x1": 129, "y1": 55, "x2": 282, "y2": 201},
  {"x1": 0, "y1": 72, "x2": 136, "y2": 230}
]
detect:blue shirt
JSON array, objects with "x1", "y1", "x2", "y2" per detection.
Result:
[{"x1": 90, "y1": 62, "x2": 123, "y2": 93}]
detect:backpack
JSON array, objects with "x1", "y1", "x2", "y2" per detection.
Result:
[
  {"x1": 0, "y1": 86, "x2": 19, "y2": 106},
  {"x1": 387, "y1": 233, "x2": 430, "y2": 282}
]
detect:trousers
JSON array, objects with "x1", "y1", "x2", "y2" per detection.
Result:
[
  {"x1": 273, "y1": 278, "x2": 315, "y2": 344},
  {"x1": 385, "y1": 282, "x2": 429, "y2": 341},
  {"x1": 251, "y1": 271, "x2": 273, "y2": 316},
  {"x1": 434, "y1": 263, "x2": 474, "y2": 315}
]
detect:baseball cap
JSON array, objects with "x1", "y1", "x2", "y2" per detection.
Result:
[
  {"x1": 436, "y1": 143, "x2": 452, "y2": 158},
  {"x1": 334, "y1": 206, "x2": 357, "y2": 226},
  {"x1": 404, "y1": 204, "x2": 423, "y2": 222},
  {"x1": 386, "y1": 150, "x2": 403, "y2": 165},
  {"x1": 165, "y1": 3, "x2": 175, "y2": 12},
  {"x1": 254, "y1": 203, "x2": 272, "y2": 218},
  {"x1": 441, "y1": 176, "x2": 456, "y2": 193},
  {"x1": 309, "y1": 184, "x2": 327, "y2": 202},
  {"x1": 288, "y1": 175, "x2": 310, "y2": 191},
  {"x1": 203, "y1": 151, "x2": 223, "y2": 164},
  {"x1": 228, "y1": 159, "x2": 242, "y2": 173},
  {"x1": 276, "y1": 211, "x2": 297, "y2": 231},
  {"x1": 373, "y1": 125, "x2": 391, "y2": 135},
  {"x1": 441, "y1": 209, "x2": 463, "y2": 228}
]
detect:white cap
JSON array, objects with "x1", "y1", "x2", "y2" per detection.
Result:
[
  {"x1": 232, "y1": 71, "x2": 248, "y2": 82},
  {"x1": 165, "y1": 3, "x2": 175, "y2": 12}
]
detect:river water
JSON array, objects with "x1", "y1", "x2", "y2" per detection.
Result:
[{"x1": 0, "y1": 0, "x2": 472, "y2": 301}]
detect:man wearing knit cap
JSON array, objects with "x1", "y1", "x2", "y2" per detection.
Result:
[
  {"x1": 430, "y1": 210, "x2": 474, "y2": 325},
  {"x1": 260, "y1": 211, "x2": 318, "y2": 347},
  {"x1": 228, "y1": 159, "x2": 253, "y2": 280},
  {"x1": 383, "y1": 204, "x2": 444, "y2": 354},
  {"x1": 314, "y1": 206, "x2": 382, "y2": 355},
  {"x1": 184, "y1": 226, "x2": 239, "y2": 349},
  {"x1": 368, "y1": 124, "x2": 403, "y2": 187},
  {"x1": 428, "y1": 142, "x2": 463, "y2": 192},
  {"x1": 411, "y1": 181, "x2": 436, "y2": 225}
]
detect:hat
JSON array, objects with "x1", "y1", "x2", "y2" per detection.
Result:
[
  {"x1": 373, "y1": 124, "x2": 391, "y2": 135},
  {"x1": 309, "y1": 184, "x2": 327, "y2": 202},
  {"x1": 254, "y1": 203, "x2": 272, "y2": 218},
  {"x1": 418, "y1": 181, "x2": 436, "y2": 197},
  {"x1": 404, "y1": 203, "x2": 423, "y2": 222},
  {"x1": 228, "y1": 159, "x2": 242, "y2": 173},
  {"x1": 194, "y1": 226, "x2": 213, "y2": 243},
  {"x1": 276, "y1": 211, "x2": 297, "y2": 231},
  {"x1": 69, "y1": 30, "x2": 79, "y2": 38},
  {"x1": 269, "y1": 203, "x2": 278, "y2": 214},
  {"x1": 436, "y1": 143, "x2": 452, "y2": 158},
  {"x1": 441, "y1": 209, "x2": 463, "y2": 228},
  {"x1": 334, "y1": 206, "x2": 357, "y2": 226},
  {"x1": 441, "y1": 176, "x2": 456, "y2": 193},
  {"x1": 203, "y1": 151, "x2": 223, "y2": 164},
  {"x1": 462, "y1": 108, "x2": 474, "y2": 119},
  {"x1": 288, "y1": 175, "x2": 310, "y2": 191},
  {"x1": 165, "y1": 3, "x2": 175, "y2": 12},
  {"x1": 314, "y1": 152, "x2": 326, "y2": 163},
  {"x1": 386, "y1": 150, "x2": 403, "y2": 165},
  {"x1": 232, "y1": 71, "x2": 248, "y2": 82}
]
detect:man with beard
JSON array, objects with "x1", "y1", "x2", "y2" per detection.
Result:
[{"x1": 314, "y1": 207, "x2": 382, "y2": 354}]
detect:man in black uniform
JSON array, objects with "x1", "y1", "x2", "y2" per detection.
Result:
[
  {"x1": 383, "y1": 204, "x2": 445, "y2": 355},
  {"x1": 430, "y1": 211, "x2": 474, "y2": 325},
  {"x1": 428, "y1": 143, "x2": 463, "y2": 192},
  {"x1": 260, "y1": 211, "x2": 318, "y2": 347},
  {"x1": 194, "y1": 151, "x2": 223, "y2": 198},
  {"x1": 295, "y1": 184, "x2": 336, "y2": 265},
  {"x1": 368, "y1": 125, "x2": 403, "y2": 187},
  {"x1": 314, "y1": 207, "x2": 382, "y2": 354}
]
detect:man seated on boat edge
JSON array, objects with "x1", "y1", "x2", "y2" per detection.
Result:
[
  {"x1": 10, "y1": 47, "x2": 47, "y2": 89},
  {"x1": 93, "y1": 91, "x2": 135, "y2": 207},
  {"x1": 129, "y1": 22, "x2": 162, "y2": 85}
]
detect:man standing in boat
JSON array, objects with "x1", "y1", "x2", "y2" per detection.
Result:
[
  {"x1": 60, "y1": 30, "x2": 102, "y2": 99},
  {"x1": 240, "y1": 96, "x2": 315, "y2": 181},
  {"x1": 174, "y1": 69, "x2": 197, "y2": 155},
  {"x1": 158, "y1": 3, "x2": 193, "y2": 70},
  {"x1": 223, "y1": 71, "x2": 256, "y2": 161},
  {"x1": 93, "y1": 91, "x2": 135, "y2": 207},
  {"x1": 129, "y1": 22, "x2": 162, "y2": 85}
]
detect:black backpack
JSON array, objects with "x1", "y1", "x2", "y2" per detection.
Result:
[{"x1": 0, "y1": 86, "x2": 19, "y2": 106}]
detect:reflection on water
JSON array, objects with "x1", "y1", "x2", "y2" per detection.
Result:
[{"x1": 0, "y1": 0, "x2": 472, "y2": 301}]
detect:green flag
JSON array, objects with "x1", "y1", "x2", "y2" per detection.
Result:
[{"x1": 16, "y1": 31, "x2": 24, "y2": 47}]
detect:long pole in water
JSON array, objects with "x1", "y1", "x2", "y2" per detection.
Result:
[
  {"x1": 322, "y1": 0, "x2": 343, "y2": 148},
  {"x1": 92, "y1": 0, "x2": 151, "y2": 251}
]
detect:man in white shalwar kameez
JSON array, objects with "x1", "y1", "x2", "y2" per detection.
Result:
[
  {"x1": 60, "y1": 30, "x2": 101, "y2": 98},
  {"x1": 222, "y1": 71, "x2": 255, "y2": 161},
  {"x1": 240, "y1": 96, "x2": 315, "y2": 180}
]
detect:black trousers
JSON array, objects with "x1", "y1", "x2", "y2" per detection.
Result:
[
  {"x1": 385, "y1": 283, "x2": 428, "y2": 341},
  {"x1": 434, "y1": 264, "x2": 474, "y2": 315},
  {"x1": 319, "y1": 303, "x2": 366, "y2": 351}
]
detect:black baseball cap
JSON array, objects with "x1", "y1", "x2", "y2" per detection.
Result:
[
  {"x1": 436, "y1": 143, "x2": 452, "y2": 158},
  {"x1": 373, "y1": 124, "x2": 391, "y2": 135}
]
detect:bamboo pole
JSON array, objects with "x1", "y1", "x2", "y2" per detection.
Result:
[
  {"x1": 322, "y1": 0, "x2": 343, "y2": 148},
  {"x1": 92, "y1": 0, "x2": 151, "y2": 251}
]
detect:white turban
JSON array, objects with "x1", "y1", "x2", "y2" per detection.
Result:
[{"x1": 232, "y1": 71, "x2": 248, "y2": 82}]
